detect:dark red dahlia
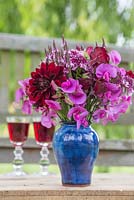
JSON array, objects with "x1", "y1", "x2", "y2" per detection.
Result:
[
  {"x1": 28, "y1": 62, "x2": 66, "y2": 108},
  {"x1": 90, "y1": 46, "x2": 110, "y2": 67}
]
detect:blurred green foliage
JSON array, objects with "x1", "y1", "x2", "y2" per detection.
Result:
[{"x1": 0, "y1": 0, "x2": 134, "y2": 44}]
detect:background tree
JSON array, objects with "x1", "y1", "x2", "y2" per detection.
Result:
[{"x1": 0, "y1": 0, "x2": 134, "y2": 45}]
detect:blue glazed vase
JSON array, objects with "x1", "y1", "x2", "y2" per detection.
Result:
[{"x1": 53, "y1": 122, "x2": 99, "y2": 186}]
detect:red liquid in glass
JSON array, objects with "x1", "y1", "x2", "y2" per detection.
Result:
[
  {"x1": 33, "y1": 122, "x2": 54, "y2": 144},
  {"x1": 7, "y1": 122, "x2": 29, "y2": 145}
]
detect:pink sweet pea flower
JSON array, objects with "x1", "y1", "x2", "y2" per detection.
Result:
[
  {"x1": 106, "y1": 100, "x2": 130, "y2": 123},
  {"x1": 105, "y1": 83, "x2": 121, "y2": 101},
  {"x1": 93, "y1": 109, "x2": 106, "y2": 123},
  {"x1": 45, "y1": 100, "x2": 61, "y2": 111},
  {"x1": 41, "y1": 110, "x2": 57, "y2": 128},
  {"x1": 109, "y1": 50, "x2": 121, "y2": 65},
  {"x1": 22, "y1": 100, "x2": 32, "y2": 114},
  {"x1": 61, "y1": 78, "x2": 86, "y2": 105},
  {"x1": 41, "y1": 114, "x2": 54, "y2": 128},
  {"x1": 18, "y1": 78, "x2": 31, "y2": 94},
  {"x1": 68, "y1": 91, "x2": 86, "y2": 105},
  {"x1": 117, "y1": 67, "x2": 126, "y2": 76},
  {"x1": 41, "y1": 100, "x2": 61, "y2": 128},
  {"x1": 15, "y1": 78, "x2": 31, "y2": 103},
  {"x1": 68, "y1": 106, "x2": 88, "y2": 129},
  {"x1": 15, "y1": 88, "x2": 25, "y2": 103},
  {"x1": 61, "y1": 78, "x2": 77, "y2": 93},
  {"x1": 96, "y1": 64, "x2": 117, "y2": 81},
  {"x1": 93, "y1": 96, "x2": 131, "y2": 125}
]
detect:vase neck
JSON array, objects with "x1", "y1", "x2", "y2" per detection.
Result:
[
  {"x1": 61, "y1": 121, "x2": 76, "y2": 126},
  {"x1": 60, "y1": 121, "x2": 92, "y2": 129}
]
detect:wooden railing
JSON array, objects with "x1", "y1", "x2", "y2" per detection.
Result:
[{"x1": 0, "y1": 33, "x2": 134, "y2": 166}]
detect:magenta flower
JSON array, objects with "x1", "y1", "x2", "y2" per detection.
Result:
[
  {"x1": 15, "y1": 88, "x2": 25, "y2": 103},
  {"x1": 45, "y1": 100, "x2": 61, "y2": 111},
  {"x1": 104, "y1": 83, "x2": 121, "y2": 101},
  {"x1": 62, "y1": 79, "x2": 86, "y2": 105},
  {"x1": 68, "y1": 91, "x2": 86, "y2": 105},
  {"x1": 96, "y1": 64, "x2": 117, "y2": 81},
  {"x1": 18, "y1": 78, "x2": 31, "y2": 94},
  {"x1": 106, "y1": 101, "x2": 130, "y2": 123},
  {"x1": 117, "y1": 67, "x2": 126, "y2": 76},
  {"x1": 93, "y1": 96, "x2": 131, "y2": 125},
  {"x1": 15, "y1": 78, "x2": 31, "y2": 103},
  {"x1": 40, "y1": 100, "x2": 61, "y2": 128},
  {"x1": 61, "y1": 78, "x2": 77, "y2": 93},
  {"x1": 109, "y1": 50, "x2": 121, "y2": 65},
  {"x1": 68, "y1": 106, "x2": 88, "y2": 129},
  {"x1": 41, "y1": 111, "x2": 57, "y2": 128},
  {"x1": 68, "y1": 82, "x2": 86, "y2": 105},
  {"x1": 22, "y1": 100, "x2": 32, "y2": 115},
  {"x1": 93, "y1": 109, "x2": 106, "y2": 123}
]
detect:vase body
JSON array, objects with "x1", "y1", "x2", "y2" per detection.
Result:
[{"x1": 53, "y1": 122, "x2": 99, "y2": 186}]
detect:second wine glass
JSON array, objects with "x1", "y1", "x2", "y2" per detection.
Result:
[{"x1": 33, "y1": 117, "x2": 54, "y2": 175}]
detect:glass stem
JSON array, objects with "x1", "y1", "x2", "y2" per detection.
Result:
[
  {"x1": 13, "y1": 146, "x2": 24, "y2": 176},
  {"x1": 40, "y1": 145, "x2": 50, "y2": 175}
]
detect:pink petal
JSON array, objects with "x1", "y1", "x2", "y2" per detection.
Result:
[
  {"x1": 15, "y1": 88, "x2": 24, "y2": 103},
  {"x1": 41, "y1": 115, "x2": 52, "y2": 128},
  {"x1": 45, "y1": 100, "x2": 61, "y2": 110},
  {"x1": 109, "y1": 50, "x2": 121, "y2": 65},
  {"x1": 96, "y1": 64, "x2": 117, "y2": 80},
  {"x1": 69, "y1": 92, "x2": 86, "y2": 104},
  {"x1": 61, "y1": 78, "x2": 77, "y2": 93},
  {"x1": 22, "y1": 100, "x2": 32, "y2": 114}
]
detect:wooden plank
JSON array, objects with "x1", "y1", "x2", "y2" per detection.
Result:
[
  {"x1": 0, "y1": 33, "x2": 134, "y2": 63},
  {"x1": 0, "y1": 138, "x2": 134, "y2": 166},
  {"x1": 0, "y1": 138, "x2": 56, "y2": 164},
  {"x1": 112, "y1": 113, "x2": 134, "y2": 125},
  {"x1": 0, "y1": 50, "x2": 10, "y2": 113},
  {"x1": 15, "y1": 51, "x2": 25, "y2": 82},
  {"x1": 99, "y1": 140, "x2": 134, "y2": 151},
  {"x1": 30, "y1": 52, "x2": 41, "y2": 71},
  {"x1": 96, "y1": 151, "x2": 134, "y2": 166},
  {"x1": 0, "y1": 174, "x2": 134, "y2": 200}
]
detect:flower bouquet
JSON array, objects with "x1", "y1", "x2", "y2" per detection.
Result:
[{"x1": 16, "y1": 38, "x2": 134, "y2": 129}]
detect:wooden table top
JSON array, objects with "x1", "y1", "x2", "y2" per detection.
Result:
[{"x1": 0, "y1": 173, "x2": 134, "y2": 200}]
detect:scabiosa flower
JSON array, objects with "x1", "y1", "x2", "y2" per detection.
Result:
[{"x1": 68, "y1": 49, "x2": 88, "y2": 71}]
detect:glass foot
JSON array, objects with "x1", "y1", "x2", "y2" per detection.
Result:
[{"x1": 5, "y1": 171, "x2": 27, "y2": 177}]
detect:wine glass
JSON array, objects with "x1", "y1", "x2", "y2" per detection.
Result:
[
  {"x1": 33, "y1": 116, "x2": 54, "y2": 176},
  {"x1": 6, "y1": 116, "x2": 30, "y2": 176}
]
